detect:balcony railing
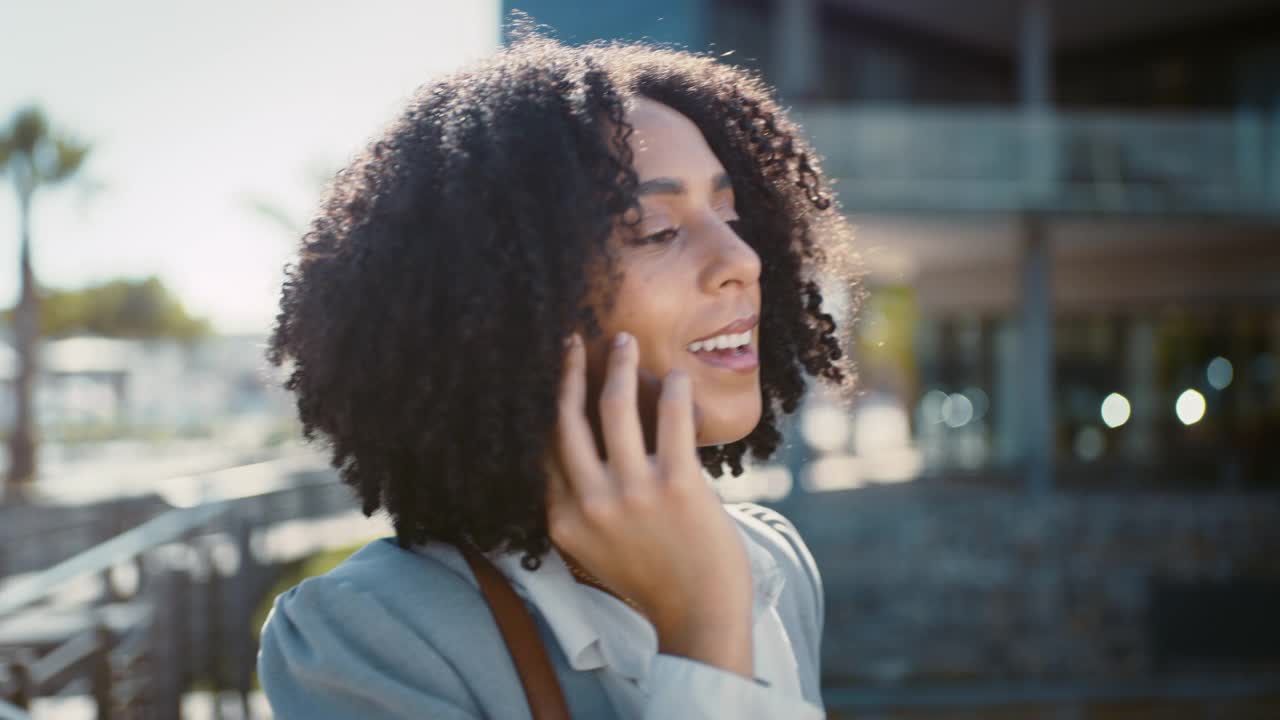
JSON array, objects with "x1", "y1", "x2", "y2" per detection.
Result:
[{"x1": 793, "y1": 105, "x2": 1280, "y2": 217}]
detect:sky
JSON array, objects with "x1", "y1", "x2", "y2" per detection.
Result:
[{"x1": 1, "y1": 0, "x2": 500, "y2": 334}]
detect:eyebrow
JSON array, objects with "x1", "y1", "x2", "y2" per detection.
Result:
[{"x1": 636, "y1": 172, "x2": 734, "y2": 197}]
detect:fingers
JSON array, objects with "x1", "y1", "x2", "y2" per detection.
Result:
[
  {"x1": 542, "y1": 449, "x2": 570, "y2": 510},
  {"x1": 599, "y1": 332, "x2": 649, "y2": 483},
  {"x1": 656, "y1": 369, "x2": 698, "y2": 478},
  {"x1": 554, "y1": 333, "x2": 607, "y2": 498}
]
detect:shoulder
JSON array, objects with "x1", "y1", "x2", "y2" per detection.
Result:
[
  {"x1": 725, "y1": 504, "x2": 820, "y2": 574},
  {"x1": 257, "y1": 539, "x2": 506, "y2": 719},
  {"x1": 724, "y1": 503, "x2": 822, "y2": 591},
  {"x1": 723, "y1": 502, "x2": 824, "y2": 636},
  {"x1": 309, "y1": 536, "x2": 476, "y2": 595},
  {"x1": 262, "y1": 538, "x2": 483, "y2": 641}
]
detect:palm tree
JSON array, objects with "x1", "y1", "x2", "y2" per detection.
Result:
[
  {"x1": 241, "y1": 158, "x2": 337, "y2": 239},
  {"x1": 0, "y1": 107, "x2": 90, "y2": 503}
]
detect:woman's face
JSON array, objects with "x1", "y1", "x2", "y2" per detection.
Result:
[{"x1": 583, "y1": 97, "x2": 763, "y2": 447}]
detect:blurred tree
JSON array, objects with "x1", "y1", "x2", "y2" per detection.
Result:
[
  {"x1": 858, "y1": 285, "x2": 921, "y2": 396},
  {"x1": 0, "y1": 107, "x2": 91, "y2": 503},
  {"x1": 2, "y1": 276, "x2": 213, "y2": 341}
]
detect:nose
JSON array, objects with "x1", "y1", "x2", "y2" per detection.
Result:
[{"x1": 698, "y1": 216, "x2": 761, "y2": 292}]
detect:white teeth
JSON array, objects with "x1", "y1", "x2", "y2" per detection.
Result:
[{"x1": 687, "y1": 329, "x2": 752, "y2": 353}]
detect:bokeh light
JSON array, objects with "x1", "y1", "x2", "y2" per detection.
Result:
[
  {"x1": 1100, "y1": 392, "x2": 1131, "y2": 428},
  {"x1": 801, "y1": 403, "x2": 851, "y2": 453},
  {"x1": 1074, "y1": 425, "x2": 1105, "y2": 461},
  {"x1": 941, "y1": 393, "x2": 974, "y2": 428},
  {"x1": 1175, "y1": 389, "x2": 1207, "y2": 425},
  {"x1": 853, "y1": 401, "x2": 911, "y2": 454},
  {"x1": 962, "y1": 387, "x2": 989, "y2": 421},
  {"x1": 1206, "y1": 356, "x2": 1233, "y2": 390},
  {"x1": 920, "y1": 389, "x2": 948, "y2": 425}
]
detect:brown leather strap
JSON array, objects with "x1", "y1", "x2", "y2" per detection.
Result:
[{"x1": 460, "y1": 543, "x2": 571, "y2": 720}]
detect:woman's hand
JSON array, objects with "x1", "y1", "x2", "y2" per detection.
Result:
[{"x1": 544, "y1": 331, "x2": 754, "y2": 677}]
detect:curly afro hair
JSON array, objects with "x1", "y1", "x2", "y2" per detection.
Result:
[{"x1": 266, "y1": 29, "x2": 859, "y2": 570}]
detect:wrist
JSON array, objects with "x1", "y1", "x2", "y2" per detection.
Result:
[{"x1": 653, "y1": 606, "x2": 753, "y2": 678}]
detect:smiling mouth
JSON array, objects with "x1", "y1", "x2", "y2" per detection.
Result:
[
  {"x1": 691, "y1": 330, "x2": 757, "y2": 371},
  {"x1": 686, "y1": 321, "x2": 753, "y2": 349}
]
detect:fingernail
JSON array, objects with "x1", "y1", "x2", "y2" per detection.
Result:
[
  {"x1": 614, "y1": 331, "x2": 631, "y2": 348},
  {"x1": 564, "y1": 333, "x2": 580, "y2": 349}
]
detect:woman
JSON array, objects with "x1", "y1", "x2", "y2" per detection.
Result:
[{"x1": 257, "y1": 27, "x2": 856, "y2": 720}]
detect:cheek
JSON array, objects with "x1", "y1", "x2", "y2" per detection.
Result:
[{"x1": 608, "y1": 270, "x2": 689, "y2": 371}]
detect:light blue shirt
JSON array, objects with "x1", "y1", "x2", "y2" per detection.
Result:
[{"x1": 257, "y1": 502, "x2": 825, "y2": 719}]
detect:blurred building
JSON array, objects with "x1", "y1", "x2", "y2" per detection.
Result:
[
  {"x1": 0, "y1": 333, "x2": 289, "y2": 434},
  {"x1": 505, "y1": 2, "x2": 1280, "y2": 714},
  {"x1": 0, "y1": 332, "x2": 301, "y2": 504},
  {"x1": 506, "y1": 0, "x2": 1280, "y2": 492}
]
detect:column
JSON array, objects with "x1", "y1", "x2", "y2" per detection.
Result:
[
  {"x1": 1122, "y1": 319, "x2": 1156, "y2": 462},
  {"x1": 994, "y1": 317, "x2": 1022, "y2": 465},
  {"x1": 1018, "y1": 0, "x2": 1052, "y2": 107},
  {"x1": 1019, "y1": 0, "x2": 1057, "y2": 204},
  {"x1": 1019, "y1": 214, "x2": 1055, "y2": 494},
  {"x1": 1017, "y1": 0, "x2": 1056, "y2": 494},
  {"x1": 773, "y1": 0, "x2": 820, "y2": 100}
]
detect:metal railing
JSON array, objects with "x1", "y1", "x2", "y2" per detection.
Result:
[
  {"x1": 0, "y1": 698, "x2": 28, "y2": 720},
  {"x1": 0, "y1": 503, "x2": 227, "y2": 619},
  {"x1": 0, "y1": 459, "x2": 360, "y2": 719},
  {"x1": 0, "y1": 502, "x2": 230, "y2": 719},
  {"x1": 793, "y1": 105, "x2": 1280, "y2": 217}
]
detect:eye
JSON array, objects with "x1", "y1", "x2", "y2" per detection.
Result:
[
  {"x1": 717, "y1": 204, "x2": 741, "y2": 227},
  {"x1": 636, "y1": 227, "x2": 680, "y2": 245}
]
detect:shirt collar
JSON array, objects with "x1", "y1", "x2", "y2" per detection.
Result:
[
  {"x1": 488, "y1": 540, "x2": 610, "y2": 672},
  {"x1": 486, "y1": 519, "x2": 786, "y2": 683}
]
